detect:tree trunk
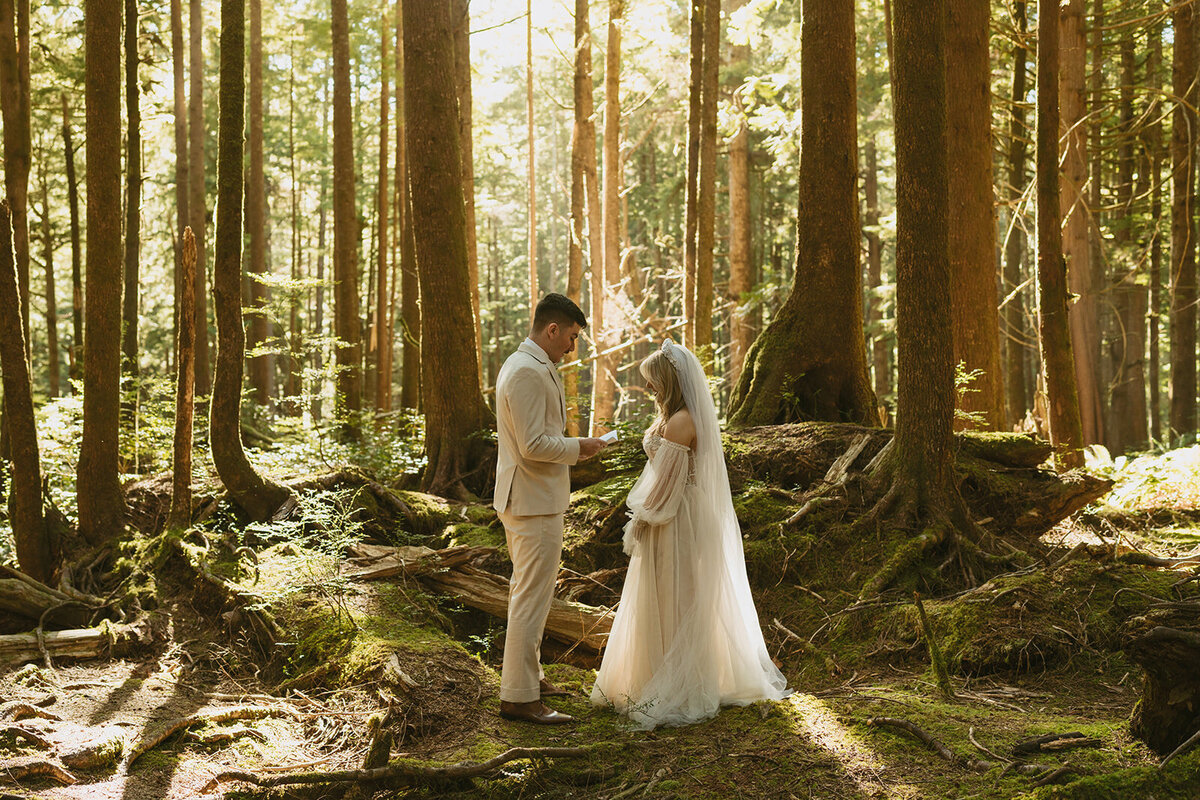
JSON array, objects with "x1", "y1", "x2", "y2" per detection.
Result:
[
  {"x1": 946, "y1": 0, "x2": 1003, "y2": 430},
  {"x1": 209, "y1": 0, "x2": 291, "y2": 523},
  {"x1": 78, "y1": 0, "x2": 128, "y2": 544},
  {"x1": 1037, "y1": 0, "x2": 1085, "y2": 469},
  {"x1": 38, "y1": 164, "x2": 59, "y2": 398},
  {"x1": 1147, "y1": 28, "x2": 1163, "y2": 444},
  {"x1": 171, "y1": 0, "x2": 189, "y2": 375},
  {"x1": 375, "y1": 10, "x2": 392, "y2": 416},
  {"x1": 62, "y1": 95, "x2": 83, "y2": 390},
  {"x1": 247, "y1": 0, "x2": 271, "y2": 408},
  {"x1": 312, "y1": 82, "x2": 329, "y2": 422},
  {"x1": 728, "y1": 0, "x2": 876, "y2": 427},
  {"x1": 1059, "y1": 0, "x2": 1103, "y2": 445},
  {"x1": 189, "y1": 0, "x2": 211, "y2": 396},
  {"x1": 0, "y1": 0, "x2": 31, "y2": 354},
  {"x1": 0, "y1": 201, "x2": 50, "y2": 582},
  {"x1": 566, "y1": 0, "x2": 593, "y2": 435},
  {"x1": 404, "y1": 0, "x2": 494, "y2": 498},
  {"x1": 122, "y1": 0, "x2": 141, "y2": 386},
  {"x1": 728, "y1": 83, "x2": 753, "y2": 391},
  {"x1": 285, "y1": 38, "x2": 301, "y2": 416},
  {"x1": 453, "y1": 0, "x2": 480, "y2": 361},
  {"x1": 167, "y1": 228, "x2": 196, "y2": 532},
  {"x1": 1108, "y1": 34, "x2": 1147, "y2": 455},
  {"x1": 864, "y1": 137, "x2": 889, "y2": 407},
  {"x1": 591, "y1": 0, "x2": 624, "y2": 434},
  {"x1": 332, "y1": 0, "x2": 361, "y2": 435},
  {"x1": 524, "y1": 0, "x2": 538, "y2": 319},
  {"x1": 1002, "y1": 1, "x2": 1029, "y2": 430},
  {"x1": 693, "y1": 0, "x2": 719, "y2": 362},
  {"x1": 396, "y1": 0, "x2": 420, "y2": 412},
  {"x1": 683, "y1": 0, "x2": 702, "y2": 348},
  {"x1": 1170, "y1": 3, "x2": 1199, "y2": 443}
]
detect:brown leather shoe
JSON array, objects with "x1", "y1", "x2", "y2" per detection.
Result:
[
  {"x1": 499, "y1": 700, "x2": 575, "y2": 725},
  {"x1": 539, "y1": 678, "x2": 570, "y2": 697}
]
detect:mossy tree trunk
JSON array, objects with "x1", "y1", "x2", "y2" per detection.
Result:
[
  {"x1": 170, "y1": 0, "x2": 188, "y2": 371},
  {"x1": 404, "y1": 0, "x2": 494, "y2": 499},
  {"x1": 189, "y1": 0, "x2": 211, "y2": 396},
  {"x1": 168, "y1": 228, "x2": 197, "y2": 532},
  {"x1": 209, "y1": 0, "x2": 292, "y2": 523},
  {"x1": 78, "y1": 0, "x2": 128, "y2": 545},
  {"x1": 62, "y1": 95, "x2": 84, "y2": 389},
  {"x1": 1002, "y1": 1, "x2": 1029, "y2": 430},
  {"x1": 728, "y1": 0, "x2": 876, "y2": 428}
]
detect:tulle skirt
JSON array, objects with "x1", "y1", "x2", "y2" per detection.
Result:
[{"x1": 590, "y1": 485, "x2": 789, "y2": 729}]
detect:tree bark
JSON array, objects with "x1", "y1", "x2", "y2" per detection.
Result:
[
  {"x1": 247, "y1": 0, "x2": 271, "y2": 408},
  {"x1": 1002, "y1": 1, "x2": 1029, "y2": 430},
  {"x1": 1059, "y1": 0, "x2": 1103, "y2": 445},
  {"x1": 683, "y1": 0, "x2": 702, "y2": 348},
  {"x1": 566, "y1": 0, "x2": 593, "y2": 435},
  {"x1": 332, "y1": 0, "x2": 361, "y2": 435},
  {"x1": 728, "y1": 86, "x2": 753, "y2": 391},
  {"x1": 189, "y1": 0, "x2": 211, "y2": 396},
  {"x1": 728, "y1": 0, "x2": 876, "y2": 427},
  {"x1": 168, "y1": 228, "x2": 197, "y2": 532},
  {"x1": 209, "y1": 0, "x2": 292, "y2": 523},
  {"x1": 453, "y1": 0, "x2": 480, "y2": 362},
  {"x1": 78, "y1": 0, "x2": 128, "y2": 544},
  {"x1": 0, "y1": 0, "x2": 31, "y2": 354},
  {"x1": 375, "y1": 10, "x2": 392, "y2": 416},
  {"x1": 693, "y1": 0, "x2": 719, "y2": 362},
  {"x1": 396, "y1": 0, "x2": 420, "y2": 413},
  {"x1": 312, "y1": 79, "x2": 330, "y2": 422},
  {"x1": 1147, "y1": 28, "x2": 1164, "y2": 444},
  {"x1": 122, "y1": 0, "x2": 141, "y2": 385},
  {"x1": 404, "y1": 0, "x2": 494, "y2": 498},
  {"x1": 38, "y1": 163, "x2": 59, "y2": 398},
  {"x1": 1170, "y1": 3, "x2": 1198, "y2": 443},
  {"x1": 946, "y1": 0, "x2": 1003, "y2": 430},
  {"x1": 1037, "y1": 0, "x2": 1085, "y2": 469},
  {"x1": 285, "y1": 38, "x2": 301, "y2": 415},
  {"x1": 864, "y1": 137, "x2": 889, "y2": 406},
  {"x1": 62, "y1": 95, "x2": 83, "y2": 390},
  {"x1": 524, "y1": 0, "x2": 538, "y2": 320},
  {"x1": 0, "y1": 201, "x2": 51, "y2": 582},
  {"x1": 1108, "y1": 34, "x2": 1147, "y2": 455},
  {"x1": 171, "y1": 0, "x2": 189, "y2": 373}
]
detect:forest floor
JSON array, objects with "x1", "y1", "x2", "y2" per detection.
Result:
[{"x1": 3, "y1": 431, "x2": 1200, "y2": 800}]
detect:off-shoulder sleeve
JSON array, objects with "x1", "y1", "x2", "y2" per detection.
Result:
[{"x1": 626, "y1": 439, "x2": 691, "y2": 528}]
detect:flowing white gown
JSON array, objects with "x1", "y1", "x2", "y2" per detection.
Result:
[{"x1": 591, "y1": 422, "x2": 790, "y2": 729}]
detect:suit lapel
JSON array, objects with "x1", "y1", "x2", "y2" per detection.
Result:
[{"x1": 519, "y1": 340, "x2": 567, "y2": 428}]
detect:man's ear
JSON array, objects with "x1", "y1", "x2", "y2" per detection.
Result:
[{"x1": 546, "y1": 321, "x2": 559, "y2": 338}]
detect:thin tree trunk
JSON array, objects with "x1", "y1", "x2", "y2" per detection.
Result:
[
  {"x1": 947, "y1": 0, "x2": 1003, "y2": 430},
  {"x1": 1108, "y1": 33, "x2": 1147, "y2": 455},
  {"x1": 404, "y1": 0, "x2": 493, "y2": 498},
  {"x1": 189, "y1": 0, "x2": 211, "y2": 396},
  {"x1": 312, "y1": 76, "x2": 330, "y2": 422},
  {"x1": 1003, "y1": 1, "x2": 1029, "y2": 430},
  {"x1": 376, "y1": 9, "x2": 392, "y2": 416},
  {"x1": 1170, "y1": 3, "x2": 1199, "y2": 442},
  {"x1": 0, "y1": 200, "x2": 50, "y2": 581},
  {"x1": 332, "y1": 0, "x2": 361, "y2": 435},
  {"x1": 396, "y1": 0, "x2": 420, "y2": 412},
  {"x1": 525, "y1": 0, "x2": 537, "y2": 319},
  {"x1": 247, "y1": 0, "x2": 271, "y2": 408},
  {"x1": 1038, "y1": 0, "x2": 1085, "y2": 469},
  {"x1": 1148, "y1": 28, "x2": 1163, "y2": 444},
  {"x1": 693, "y1": 0, "x2": 719, "y2": 362},
  {"x1": 285, "y1": 36, "x2": 301, "y2": 415},
  {"x1": 78, "y1": 0, "x2": 128, "y2": 543},
  {"x1": 62, "y1": 95, "x2": 83, "y2": 390},
  {"x1": 167, "y1": 228, "x2": 197, "y2": 531},
  {"x1": 122, "y1": 0, "x2": 141, "y2": 386},
  {"x1": 728, "y1": 65, "x2": 753, "y2": 390},
  {"x1": 452, "y1": 0, "x2": 480, "y2": 363},
  {"x1": 38, "y1": 164, "x2": 59, "y2": 398},
  {"x1": 0, "y1": 0, "x2": 32, "y2": 355},
  {"x1": 728, "y1": 0, "x2": 876, "y2": 427},
  {"x1": 209, "y1": 0, "x2": 291, "y2": 522},
  {"x1": 864, "y1": 137, "x2": 889, "y2": 406},
  {"x1": 683, "y1": 0, "x2": 702, "y2": 347},
  {"x1": 1060, "y1": 0, "x2": 1102, "y2": 445},
  {"x1": 171, "y1": 0, "x2": 189, "y2": 370},
  {"x1": 566, "y1": 0, "x2": 592, "y2": 435}
]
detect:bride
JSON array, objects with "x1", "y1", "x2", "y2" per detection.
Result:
[{"x1": 591, "y1": 339, "x2": 789, "y2": 729}]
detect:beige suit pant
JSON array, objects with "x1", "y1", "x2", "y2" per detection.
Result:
[{"x1": 499, "y1": 510, "x2": 563, "y2": 703}]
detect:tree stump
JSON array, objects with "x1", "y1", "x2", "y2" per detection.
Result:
[{"x1": 1127, "y1": 625, "x2": 1200, "y2": 756}]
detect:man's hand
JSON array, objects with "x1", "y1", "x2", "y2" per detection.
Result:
[{"x1": 578, "y1": 437, "x2": 607, "y2": 460}]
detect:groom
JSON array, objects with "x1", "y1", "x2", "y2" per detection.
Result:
[{"x1": 494, "y1": 293, "x2": 606, "y2": 724}]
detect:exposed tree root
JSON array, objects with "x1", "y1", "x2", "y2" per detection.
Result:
[
  {"x1": 204, "y1": 746, "x2": 591, "y2": 792},
  {"x1": 60, "y1": 727, "x2": 127, "y2": 771},
  {"x1": 0, "y1": 757, "x2": 78, "y2": 785},
  {"x1": 172, "y1": 538, "x2": 284, "y2": 656},
  {"x1": 0, "y1": 702, "x2": 60, "y2": 723},
  {"x1": 867, "y1": 717, "x2": 1071, "y2": 780},
  {"x1": 0, "y1": 725, "x2": 52, "y2": 749},
  {"x1": 123, "y1": 705, "x2": 301, "y2": 771}
]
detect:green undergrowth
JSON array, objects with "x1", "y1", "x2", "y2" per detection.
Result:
[{"x1": 1019, "y1": 748, "x2": 1200, "y2": 799}]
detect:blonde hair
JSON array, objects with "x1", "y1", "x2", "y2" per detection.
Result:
[{"x1": 640, "y1": 349, "x2": 685, "y2": 424}]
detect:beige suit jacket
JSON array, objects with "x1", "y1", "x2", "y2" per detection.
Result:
[{"x1": 492, "y1": 339, "x2": 581, "y2": 515}]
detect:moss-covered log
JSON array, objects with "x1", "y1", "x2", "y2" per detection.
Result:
[{"x1": 1127, "y1": 625, "x2": 1200, "y2": 756}]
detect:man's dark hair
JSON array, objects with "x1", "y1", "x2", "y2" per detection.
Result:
[{"x1": 532, "y1": 292, "x2": 587, "y2": 332}]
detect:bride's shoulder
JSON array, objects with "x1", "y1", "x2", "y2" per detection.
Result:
[{"x1": 662, "y1": 408, "x2": 696, "y2": 448}]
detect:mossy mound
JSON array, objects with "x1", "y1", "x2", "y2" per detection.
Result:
[{"x1": 1019, "y1": 748, "x2": 1200, "y2": 799}]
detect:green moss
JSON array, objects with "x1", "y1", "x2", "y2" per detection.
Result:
[
  {"x1": 1019, "y1": 749, "x2": 1200, "y2": 799},
  {"x1": 573, "y1": 473, "x2": 639, "y2": 509},
  {"x1": 446, "y1": 522, "x2": 507, "y2": 551},
  {"x1": 732, "y1": 483, "x2": 797, "y2": 533},
  {"x1": 394, "y1": 489, "x2": 456, "y2": 535}
]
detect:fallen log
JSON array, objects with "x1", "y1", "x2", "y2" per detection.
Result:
[
  {"x1": 1127, "y1": 625, "x2": 1200, "y2": 756},
  {"x1": 343, "y1": 544, "x2": 497, "y2": 581},
  {"x1": 0, "y1": 565, "x2": 98, "y2": 629},
  {"x1": 0, "y1": 618, "x2": 151, "y2": 666}
]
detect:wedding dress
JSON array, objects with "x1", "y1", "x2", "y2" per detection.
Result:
[{"x1": 591, "y1": 340, "x2": 789, "y2": 729}]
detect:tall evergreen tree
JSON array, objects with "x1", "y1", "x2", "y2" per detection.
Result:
[
  {"x1": 332, "y1": 0, "x2": 361, "y2": 434},
  {"x1": 1170, "y1": 2, "x2": 1198, "y2": 442}
]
